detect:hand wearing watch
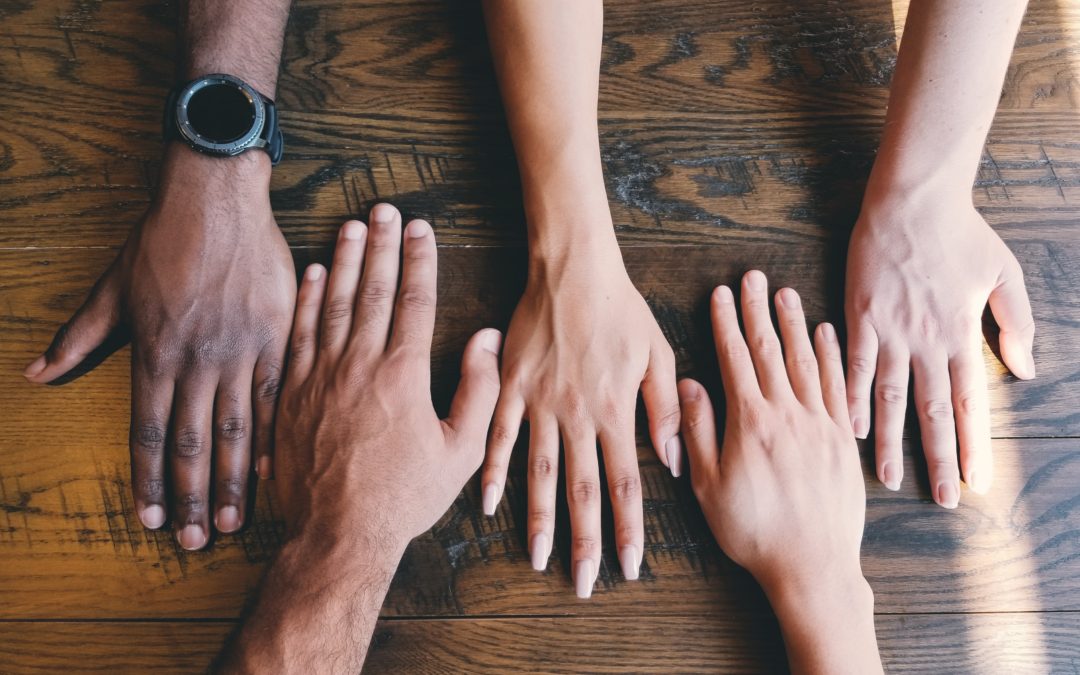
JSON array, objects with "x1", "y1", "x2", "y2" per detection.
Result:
[{"x1": 164, "y1": 73, "x2": 284, "y2": 165}]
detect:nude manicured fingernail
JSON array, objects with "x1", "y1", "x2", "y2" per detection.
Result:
[
  {"x1": 23, "y1": 355, "x2": 46, "y2": 379},
  {"x1": 1021, "y1": 352, "x2": 1036, "y2": 380},
  {"x1": 531, "y1": 533, "x2": 549, "y2": 571},
  {"x1": 881, "y1": 462, "x2": 901, "y2": 491},
  {"x1": 936, "y1": 481, "x2": 960, "y2": 509},
  {"x1": 575, "y1": 560, "x2": 595, "y2": 599},
  {"x1": 665, "y1": 437, "x2": 682, "y2": 478},
  {"x1": 852, "y1": 416, "x2": 868, "y2": 439},
  {"x1": 257, "y1": 456, "x2": 272, "y2": 480},
  {"x1": 619, "y1": 545, "x2": 640, "y2": 581},
  {"x1": 406, "y1": 220, "x2": 431, "y2": 238},
  {"x1": 305, "y1": 264, "x2": 324, "y2": 281},
  {"x1": 482, "y1": 483, "x2": 499, "y2": 516},
  {"x1": 342, "y1": 220, "x2": 365, "y2": 240},
  {"x1": 215, "y1": 506, "x2": 241, "y2": 533},
  {"x1": 480, "y1": 329, "x2": 502, "y2": 354},
  {"x1": 140, "y1": 504, "x2": 165, "y2": 530},
  {"x1": 178, "y1": 524, "x2": 207, "y2": 551},
  {"x1": 745, "y1": 270, "x2": 766, "y2": 291},
  {"x1": 780, "y1": 287, "x2": 799, "y2": 308},
  {"x1": 967, "y1": 469, "x2": 990, "y2": 495}
]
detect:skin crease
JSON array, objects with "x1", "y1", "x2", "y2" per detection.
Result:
[
  {"x1": 216, "y1": 205, "x2": 503, "y2": 673},
  {"x1": 681, "y1": 271, "x2": 881, "y2": 675},
  {"x1": 481, "y1": 0, "x2": 681, "y2": 598},
  {"x1": 22, "y1": 0, "x2": 296, "y2": 548},
  {"x1": 846, "y1": 0, "x2": 1035, "y2": 507}
]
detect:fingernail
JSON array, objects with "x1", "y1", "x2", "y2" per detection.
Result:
[
  {"x1": 177, "y1": 524, "x2": 207, "y2": 551},
  {"x1": 371, "y1": 203, "x2": 397, "y2": 224},
  {"x1": 619, "y1": 545, "x2": 640, "y2": 581},
  {"x1": 881, "y1": 461, "x2": 901, "y2": 491},
  {"x1": 482, "y1": 483, "x2": 499, "y2": 516},
  {"x1": 257, "y1": 456, "x2": 272, "y2": 480},
  {"x1": 779, "y1": 287, "x2": 800, "y2": 308},
  {"x1": 575, "y1": 559, "x2": 594, "y2": 599},
  {"x1": 305, "y1": 264, "x2": 324, "y2": 281},
  {"x1": 23, "y1": 355, "x2": 46, "y2": 379},
  {"x1": 967, "y1": 469, "x2": 990, "y2": 495},
  {"x1": 745, "y1": 270, "x2": 766, "y2": 291},
  {"x1": 343, "y1": 220, "x2": 366, "y2": 240},
  {"x1": 852, "y1": 416, "x2": 868, "y2": 439},
  {"x1": 1022, "y1": 352, "x2": 1036, "y2": 380},
  {"x1": 713, "y1": 285, "x2": 733, "y2": 304},
  {"x1": 140, "y1": 504, "x2": 165, "y2": 529},
  {"x1": 530, "y1": 533, "x2": 549, "y2": 571},
  {"x1": 215, "y1": 506, "x2": 241, "y2": 533},
  {"x1": 406, "y1": 219, "x2": 431, "y2": 238},
  {"x1": 665, "y1": 436, "x2": 682, "y2": 478},
  {"x1": 936, "y1": 481, "x2": 960, "y2": 509},
  {"x1": 820, "y1": 323, "x2": 837, "y2": 342},
  {"x1": 480, "y1": 329, "x2": 502, "y2": 354}
]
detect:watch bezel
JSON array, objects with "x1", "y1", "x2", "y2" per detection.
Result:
[{"x1": 174, "y1": 74, "x2": 266, "y2": 156}]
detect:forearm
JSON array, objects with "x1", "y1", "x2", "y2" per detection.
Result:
[
  {"x1": 868, "y1": 0, "x2": 1028, "y2": 201},
  {"x1": 763, "y1": 570, "x2": 882, "y2": 675},
  {"x1": 482, "y1": 0, "x2": 616, "y2": 259},
  {"x1": 214, "y1": 529, "x2": 405, "y2": 674}
]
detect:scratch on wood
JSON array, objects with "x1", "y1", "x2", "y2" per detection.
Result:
[{"x1": 1040, "y1": 143, "x2": 1068, "y2": 202}]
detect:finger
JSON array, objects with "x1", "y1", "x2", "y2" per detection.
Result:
[
  {"x1": 873, "y1": 344, "x2": 909, "y2": 492},
  {"x1": 564, "y1": 427, "x2": 602, "y2": 599},
  {"x1": 710, "y1": 285, "x2": 759, "y2": 403},
  {"x1": 286, "y1": 264, "x2": 328, "y2": 384},
  {"x1": 774, "y1": 288, "x2": 822, "y2": 407},
  {"x1": 598, "y1": 420, "x2": 644, "y2": 582},
  {"x1": 129, "y1": 361, "x2": 173, "y2": 530},
  {"x1": 213, "y1": 370, "x2": 254, "y2": 534},
  {"x1": 352, "y1": 203, "x2": 403, "y2": 356},
  {"x1": 170, "y1": 379, "x2": 216, "y2": 551},
  {"x1": 25, "y1": 267, "x2": 120, "y2": 383},
  {"x1": 988, "y1": 254, "x2": 1036, "y2": 379},
  {"x1": 319, "y1": 220, "x2": 368, "y2": 358},
  {"x1": 912, "y1": 353, "x2": 961, "y2": 509},
  {"x1": 481, "y1": 392, "x2": 525, "y2": 516},
  {"x1": 443, "y1": 329, "x2": 503, "y2": 465},
  {"x1": 641, "y1": 337, "x2": 682, "y2": 477},
  {"x1": 388, "y1": 219, "x2": 437, "y2": 354},
  {"x1": 845, "y1": 318, "x2": 878, "y2": 440},
  {"x1": 740, "y1": 270, "x2": 789, "y2": 399},
  {"x1": 526, "y1": 416, "x2": 559, "y2": 572},
  {"x1": 814, "y1": 323, "x2": 849, "y2": 426},
  {"x1": 678, "y1": 379, "x2": 720, "y2": 482},
  {"x1": 252, "y1": 344, "x2": 285, "y2": 480},
  {"x1": 950, "y1": 348, "x2": 992, "y2": 494}
]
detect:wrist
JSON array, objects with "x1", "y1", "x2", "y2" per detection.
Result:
[
  {"x1": 761, "y1": 563, "x2": 874, "y2": 630},
  {"x1": 279, "y1": 520, "x2": 406, "y2": 584},
  {"x1": 154, "y1": 143, "x2": 273, "y2": 222}
]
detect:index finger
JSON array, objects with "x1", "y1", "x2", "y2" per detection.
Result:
[{"x1": 710, "y1": 285, "x2": 759, "y2": 403}]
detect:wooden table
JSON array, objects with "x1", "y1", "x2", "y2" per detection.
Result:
[{"x1": 1, "y1": 0, "x2": 1079, "y2": 672}]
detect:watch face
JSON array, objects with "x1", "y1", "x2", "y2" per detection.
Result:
[{"x1": 175, "y1": 74, "x2": 266, "y2": 156}]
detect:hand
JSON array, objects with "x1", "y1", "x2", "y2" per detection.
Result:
[
  {"x1": 481, "y1": 243, "x2": 681, "y2": 598},
  {"x1": 679, "y1": 271, "x2": 880, "y2": 674},
  {"x1": 216, "y1": 207, "x2": 502, "y2": 673},
  {"x1": 23, "y1": 145, "x2": 296, "y2": 548},
  {"x1": 845, "y1": 194, "x2": 1035, "y2": 506},
  {"x1": 273, "y1": 204, "x2": 503, "y2": 550}
]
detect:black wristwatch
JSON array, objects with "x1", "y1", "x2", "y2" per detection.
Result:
[{"x1": 163, "y1": 73, "x2": 284, "y2": 165}]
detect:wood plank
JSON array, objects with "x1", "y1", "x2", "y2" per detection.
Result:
[
  {"x1": 1, "y1": 247, "x2": 1078, "y2": 619},
  {"x1": 1, "y1": 1, "x2": 1077, "y2": 248},
  {"x1": 1, "y1": 613, "x2": 1078, "y2": 674}
]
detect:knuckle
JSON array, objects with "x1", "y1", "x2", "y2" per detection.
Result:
[
  {"x1": 790, "y1": 353, "x2": 818, "y2": 374},
  {"x1": 736, "y1": 404, "x2": 765, "y2": 434},
  {"x1": 654, "y1": 402, "x2": 682, "y2": 432},
  {"x1": 217, "y1": 476, "x2": 246, "y2": 499},
  {"x1": 489, "y1": 423, "x2": 517, "y2": 448},
  {"x1": 136, "y1": 478, "x2": 164, "y2": 499},
  {"x1": 289, "y1": 332, "x2": 316, "y2": 358},
  {"x1": 216, "y1": 417, "x2": 247, "y2": 442},
  {"x1": 683, "y1": 407, "x2": 712, "y2": 437},
  {"x1": 877, "y1": 384, "x2": 907, "y2": 405},
  {"x1": 751, "y1": 335, "x2": 780, "y2": 357},
  {"x1": 956, "y1": 391, "x2": 981, "y2": 415},
  {"x1": 359, "y1": 281, "x2": 393, "y2": 306},
  {"x1": 322, "y1": 298, "x2": 353, "y2": 325},
  {"x1": 256, "y1": 364, "x2": 283, "y2": 404},
  {"x1": 397, "y1": 288, "x2": 435, "y2": 313},
  {"x1": 133, "y1": 423, "x2": 167, "y2": 454},
  {"x1": 174, "y1": 428, "x2": 206, "y2": 459},
  {"x1": 610, "y1": 474, "x2": 641, "y2": 502},
  {"x1": 560, "y1": 393, "x2": 591, "y2": 428},
  {"x1": 528, "y1": 507, "x2": 554, "y2": 528},
  {"x1": 177, "y1": 492, "x2": 207, "y2": 512},
  {"x1": 572, "y1": 535, "x2": 601, "y2": 555},
  {"x1": 922, "y1": 398, "x2": 953, "y2": 421},
  {"x1": 569, "y1": 479, "x2": 601, "y2": 506},
  {"x1": 529, "y1": 456, "x2": 556, "y2": 479},
  {"x1": 849, "y1": 355, "x2": 875, "y2": 375}
]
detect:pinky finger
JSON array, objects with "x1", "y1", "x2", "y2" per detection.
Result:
[
  {"x1": 845, "y1": 318, "x2": 878, "y2": 439},
  {"x1": 252, "y1": 344, "x2": 286, "y2": 480},
  {"x1": 287, "y1": 264, "x2": 328, "y2": 384},
  {"x1": 814, "y1": 323, "x2": 849, "y2": 427},
  {"x1": 481, "y1": 393, "x2": 525, "y2": 516}
]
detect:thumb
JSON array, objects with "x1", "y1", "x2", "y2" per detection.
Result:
[
  {"x1": 443, "y1": 329, "x2": 503, "y2": 464},
  {"x1": 24, "y1": 268, "x2": 121, "y2": 384},
  {"x1": 988, "y1": 253, "x2": 1035, "y2": 380}
]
